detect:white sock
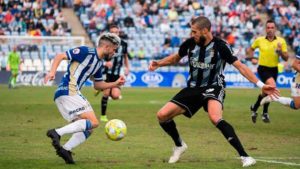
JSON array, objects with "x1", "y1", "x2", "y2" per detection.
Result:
[
  {"x1": 56, "y1": 119, "x2": 90, "y2": 136},
  {"x1": 276, "y1": 97, "x2": 292, "y2": 106},
  {"x1": 63, "y1": 132, "x2": 87, "y2": 151}
]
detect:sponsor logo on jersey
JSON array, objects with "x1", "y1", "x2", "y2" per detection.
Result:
[
  {"x1": 190, "y1": 59, "x2": 215, "y2": 69},
  {"x1": 69, "y1": 106, "x2": 85, "y2": 115},
  {"x1": 72, "y1": 48, "x2": 80, "y2": 54}
]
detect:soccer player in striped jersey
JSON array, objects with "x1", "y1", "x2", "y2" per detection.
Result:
[
  {"x1": 44, "y1": 32, "x2": 125, "y2": 164},
  {"x1": 96, "y1": 25, "x2": 130, "y2": 122},
  {"x1": 261, "y1": 51, "x2": 300, "y2": 109},
  {"x1": 149, "y1": 16, "x2": 279, "y2": 167}
]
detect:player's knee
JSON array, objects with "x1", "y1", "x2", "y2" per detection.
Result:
[
  {"x1": 91, "y1": 119, "x2": 99, "y2": 128},
  {"x1": 209, "y1": 116, "x2": 221, "y2": 125},
  {"x1": 294, "y1": 104, "x2": 300, "y2": 110},
  {"x1": 111, "y1": 95, "x2": 120, "y2": 100},
  {"x1": 157, "y1": 111, "x2": 169, "y2": 122}
]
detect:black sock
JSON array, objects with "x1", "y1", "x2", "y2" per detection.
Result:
[
  {"x1": 101, "y1": 96, "x2": 108, "y2": 116},
  {"x1": 253, "y1": 94, "x2": 264, "y2": 111},
  {"x1": 216, "y1": 120, "x2": 248, "y2": 157},
  {"x1": 159, "y1": 120, "x2": 182, "y2": 147},
  {"x1": 263, "y1": 103, "x2": 269, "y2": 114}
]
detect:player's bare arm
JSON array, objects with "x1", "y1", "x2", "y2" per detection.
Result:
[
  {"x1": 232, "y1": 60, "x2": 279, "y2": 98},
  {"x1": 44, "y1": 53, "x2": 67, "y2": 83},
  {"x1": 292, "y1": 59, "x2": 300, "y2": 72},
  {"x1": 94, "y1": 76, "x2": 125, "y2": 90},
  {"x1": 246, "y1": 47, "x2": 258, "y2": 63},
  {"x1": 276, "y1": 43, "x2": 289, "y2": 61},
  {"x1": 149, "y1": 53, "x2": 181, "y2": 71},
  {"x1": 124, "y1": 53, "x2": 130, "y2": 76}
]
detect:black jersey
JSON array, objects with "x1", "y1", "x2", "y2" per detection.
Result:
[
  {"x1": 104, "y1": 40, "x2": 128, "y2": 75},
  {"x1": 178, "y1": 37, "x2": 238, "y2": 88}
]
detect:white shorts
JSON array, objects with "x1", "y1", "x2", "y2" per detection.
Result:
[
  {"x1": 55, "y1": 94, "x2": 94, "y2": 122},
  {"x1": 291, "y1": 73, "x2": 300, "y2": 97}
]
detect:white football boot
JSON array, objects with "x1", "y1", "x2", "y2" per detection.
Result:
[
  {"x1": 168, "y1": 141, "x2": 188, "y2": 163},
  {"x1": 241, "y1": 156, "x2": 256, "y2": 167}
]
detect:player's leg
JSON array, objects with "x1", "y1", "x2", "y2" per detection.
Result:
[
  {"x1": 47, "y1": 95, "x2": 97, "y2": 164},
  {"x1": 251, "y1": 66, "x2": 272, "y2": 123},
  {"x1": 261, "y1": 77, "x2": 276, "y2": 122},
  {"x1": 110, "y1": 87, "x2": 121, "y2": 100},
  {"x1": 11, "y1": 70, "x2": 18, "y2": 88},
  {"x1": 8, "y1": 70, "x2": 13, "y2": 88},
  {"x1": 157, "y1": 102, "x2": 185, "y2": 146},
  {"x1": 157, "y1": 102, "x2": 187, "y2": 163},
  {"x1": 101, "y1": 88, "x2": 111, "y2": 122},
  {"x1": 61, "y1": 111, "x2": 98, "y2": 150},
  {"x1": 207, "y1": 100, "x2": 256, "y2": 167},
  {"x1": 293, "y1": 97, "x2": 300, "y2": 109}
]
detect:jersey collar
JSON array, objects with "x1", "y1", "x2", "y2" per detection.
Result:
[{"x1": 265, "y1": 36, "x2": 277, "y2": 41}]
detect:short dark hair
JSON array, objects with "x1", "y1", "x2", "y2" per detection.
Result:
[
  {"x1": 109, "y1": 24, "x2": 119, "y2": 30},
  {"x1": 191, "y1": 16, "x2": 211, "y2": 31},
  {"x1": 266, "y1": 20, "x2": 276, "y2": 27}
]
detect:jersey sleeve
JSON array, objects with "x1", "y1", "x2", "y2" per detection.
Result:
[
  {"x1": 219, "y1": 41, "x2": 238, "y2": 64},
  {"x1": 178, "y1": 39, "x2": 191, "y2": 58},
  {"x1": 281, "y1": 38, "x2": 288, "y2": 52},
  {"x1": 93, "y1": 67, "x2": 103, "y2": 82},
  {"x1": 251, "y1": 38, "x2": 259, "y2": 49},
  {"x1": 65, "y1": 46, "x2": 88, "y2": 63}
]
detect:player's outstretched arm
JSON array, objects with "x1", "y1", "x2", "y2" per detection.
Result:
[
  {"x1": 292, "y1": 59, "x2": 300, "y2": 72},
  {"x1": 94, "y1": 76, "x2": 125, "y2": 90},
  {"x1": 148, "y1": 53, "x2": 181, "y2": 71},
  {"x1": 232, "y1": 60, "x2": 280, "y2": 98},
  {"x1": 44, "y1": 53, "x2": 67, "y2": 84}
]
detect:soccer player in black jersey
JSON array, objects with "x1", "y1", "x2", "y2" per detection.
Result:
[
  {"x1": 96, "y1": 25, "x2": 130, "y2": 122},
  {"x1": 149, "y1": 16, "x2": 279, "y2": 167}
]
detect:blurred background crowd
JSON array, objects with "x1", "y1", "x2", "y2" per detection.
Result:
[{"x1": 0, "y1": 0, "x2": 299, "y2": 72}]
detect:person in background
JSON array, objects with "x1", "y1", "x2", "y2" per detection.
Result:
[
  {"x1": 95, "y1": 25, "x2": 130, "y2": 122},
  {"x1": 261, "y1": 51, "x2": 300, "y2": 110},
  {"x1": 7, "y1": 46, "x2": 21, "y2": 88},
  {"x1": 247, "y1": 20, "x2": 288, "y2": 123}
]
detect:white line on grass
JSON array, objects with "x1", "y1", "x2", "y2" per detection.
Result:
[
  {"x1": 255, "y1": 157, "x2": 300, "y2": 160},
  {"x1": 255, "y1": 158, "x2": 300, "y2": 166}
]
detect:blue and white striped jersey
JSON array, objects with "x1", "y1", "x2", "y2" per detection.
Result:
[{"x1": 54, "y1": 46, "x2": 104, "y2": 100}]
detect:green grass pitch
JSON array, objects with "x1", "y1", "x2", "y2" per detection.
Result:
[{"x1": 0, "y1": 86, "x2": 299, "y2": 169}]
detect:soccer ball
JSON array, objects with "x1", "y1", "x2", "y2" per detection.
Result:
[{"x1": 105, "y1": 119, "x2": 127, "y2": 141}]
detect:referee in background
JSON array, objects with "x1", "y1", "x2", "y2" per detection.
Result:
[{"x1": 247, "y1": 20, "x2": 289, "y2": 123}]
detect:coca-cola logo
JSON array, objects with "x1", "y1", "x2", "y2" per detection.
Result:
[{"x1": 17, "y1": 71, "x2": 54, "y2": 86}]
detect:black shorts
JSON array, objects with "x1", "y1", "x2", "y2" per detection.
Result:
[
  {"x1": 257, "y1": 65, "x2": 278, "y2": 83},
  {"x1": 105, "y1": 74, "x2": 120, "y2": 82},
  {"x1": 170, "y1": 86, "x2": 225, "y2": 118},
  {"x1": 103, "y1": 74, "x2": 121, "y2": 90}
]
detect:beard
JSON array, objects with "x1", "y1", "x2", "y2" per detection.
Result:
[
  {"x1": 104, "y1": 54, "x2": 111, "y2": 61},
  {"x1": 198, "y1": 36, "x2": 206, "y2": 47}
]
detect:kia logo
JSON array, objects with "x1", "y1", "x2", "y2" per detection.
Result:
[{"x1": 141, "y1": 72, "x2": 163, "y2": 84}]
